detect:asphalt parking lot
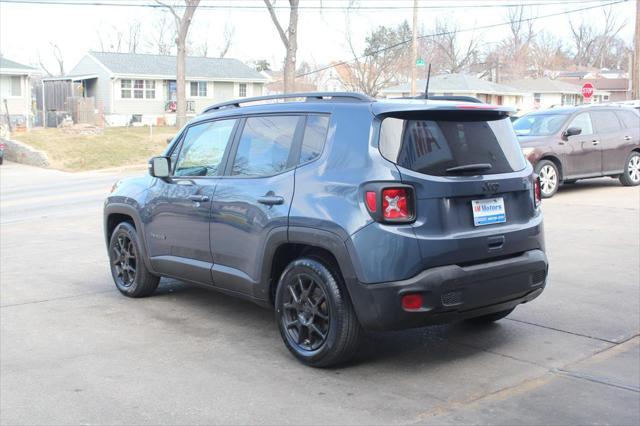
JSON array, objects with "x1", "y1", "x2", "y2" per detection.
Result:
[{"x1": 1, "y1": 160, "x2": 639, "y2": 425}]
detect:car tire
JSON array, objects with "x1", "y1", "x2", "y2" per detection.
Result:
[
  {"x1": 466, "y1": 308, "x2": 515, "y2": 324},
  {"x1": 619, "y1": 151, "x2": 640, "y2": 187},
  {"x1": 535, "y1": 160, "x2": 560, "y2": 198},
  {"x1": 109, "y1": 222, "x2": 159, "y2": 298},
  {"x1": 275, "y1": 257, "x2": 362, "y2": 368}
]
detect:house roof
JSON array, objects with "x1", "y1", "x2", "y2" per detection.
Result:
[
  {"x1": 557, "y1": 71, "x2": 591, "y2": 78},
  {"x1": 0, "y1": 57, "x2": 38, "y2": 74},
  {"x1": 505, "y1": 77, "x2": 582, "y2": 94},
  {"x1": 88, "y1": 51, "x2": 267, "y2": 81},
  {"x1": 381, "y1": 74, "x2": 524, "y2": 96}
]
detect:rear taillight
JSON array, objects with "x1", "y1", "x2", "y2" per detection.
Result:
[
  {"x1": 0, "y1": 143, "x2": 5, "y2": 149},
  {"x1": 534, "y1": 177, "x2": 542, "y2": 208},
  {"x1": 401, "y1": 293, "x2": 423, "y2": 311},
  {"x1": 382, "y1": 188, "x2": 410, "y2": 220},
  {"x1": 363, "y1": 185, "x2": 415, "y2": 223}
]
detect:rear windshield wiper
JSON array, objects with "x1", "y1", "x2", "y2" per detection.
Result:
[{"x1": 446, "y1": 163, "x2": 493, "y2": 174}]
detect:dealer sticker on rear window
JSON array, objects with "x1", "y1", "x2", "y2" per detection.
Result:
[{"x1": 471, "y1": 198, "x2": 506, "y2": 226}]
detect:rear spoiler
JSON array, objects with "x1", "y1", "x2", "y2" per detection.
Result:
[{"x1": 372, "y1": 100, "x2": 516, "y2": 117}]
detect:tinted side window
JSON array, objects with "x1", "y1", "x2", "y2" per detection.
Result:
[
  {"x1": 174, "y1": 119, "x2": 236, "y2": 177},
  {"x1": 232, "y1": 116, "x2": 300, "y2": 177},
  {"x1": 592, "y1": 111, "x2": 622, "y2": 133},
  {"x1": 567, "y1": 113, "x2": 593, "y2": 136},
  {"x1": 300, "y1": 115, "x2": 330, "y2": 163},
  {"x1": 615, "y1": 110, "x2": 640, "y2": 129}
]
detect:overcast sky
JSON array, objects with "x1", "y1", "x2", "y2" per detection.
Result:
[{"x1": 0, "y1": 0, "x2": 636, "y2": 74}]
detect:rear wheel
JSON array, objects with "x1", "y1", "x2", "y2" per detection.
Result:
[
  {"x1": 535, "y1": 160, "x2": 559, "y2": 198},
  {"x1": 275, "y1": 257, "x2": 362, "y2": 367},
  {"x1": 619, "y1": 152, "x2": 640, "y2": 186},
  {"x1": 467, "y1": 308, "x2": 515, "y2": 324},
  {"x1": 109, "y1": 222, "x2": 159, "y2": 297}
]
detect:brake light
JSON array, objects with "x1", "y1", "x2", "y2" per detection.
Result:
[
  {"x1": 401, "y1": 293, "x2": 423, "y2": 311},
  {"x1": 0, "y1": 143, "x2": 5, "y2": 149},
  {"x1": 382, "y1": 188, "x2": 410, "y2": 220},
  {"x1": 534, "y1": 177, "x2": 542, "y2": 208}
]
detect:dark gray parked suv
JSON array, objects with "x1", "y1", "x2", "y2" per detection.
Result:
[{"x1": 104, "y1": 93, "x2": 548, "y2": 367}]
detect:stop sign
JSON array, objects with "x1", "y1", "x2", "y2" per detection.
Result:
[{"x1": 582, "y1": 82, "x2": 594, "y2": 99}]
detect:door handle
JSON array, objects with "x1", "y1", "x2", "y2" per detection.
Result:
[
  {"x1": 624, "y1": 136, "x2": 632, "y2": 141},
  {"x1": 258, "y1": 195, "x2": 284, "y2": 205},
  {"x1": 188, "y1": 194, "x2": 209, "y2": 202},
  {"x1": 591, "y1": 140, "x2": 599, "y2": 146}
]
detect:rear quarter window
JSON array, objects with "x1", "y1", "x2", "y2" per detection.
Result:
[
  {"x1": 380, "y1": 116, "x2": 526, "y2": 176},
  {"x1": 615, "y1": 110, "x2": 640, "y2": 129}
]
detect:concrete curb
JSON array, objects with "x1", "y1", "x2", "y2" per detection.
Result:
[{"x1": 1, "y1": 138, "x2": 50, "y2": 168}]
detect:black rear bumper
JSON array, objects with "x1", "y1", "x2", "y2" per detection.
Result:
[{"x1": 347, "y1": 249, "x2": 548, "y2": 331}]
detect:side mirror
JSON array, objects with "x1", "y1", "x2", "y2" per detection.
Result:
[
  {"x1": 149, "y1": 156, "x2": 170, "y2": 178},
  {"x1": 563, "y1": 126, "x2": 582, "y2": 139}
]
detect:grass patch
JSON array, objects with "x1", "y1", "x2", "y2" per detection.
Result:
[{"x1": 13, "y1": 126, "x2": 178, "y2": 171}]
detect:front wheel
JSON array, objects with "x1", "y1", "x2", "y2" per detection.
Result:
[
  {"x1": 275, "y1": 257, "x2": 362, "y2": 367},
  {"x1": 109, "y1": 222, "x2": 159, "y2": 297},
  {"x1": 619, "y1": 152, "x2": 640, "y2": 186},
  {"x1": 535, "y1": 160, "x2": 560, "y2": 198}
]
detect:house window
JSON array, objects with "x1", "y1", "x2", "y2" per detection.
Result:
[
  {"x1": 121, "y1": 79, "x2": 155, "y2": 99},
  {"x1": 190, "y1": 81, "x2": 207, "y2": 97},
  {"x1": 239, "y1": 83, "x2": 247, "y2": 97},
  {"x1": 10, "y1": 76, "x2": 21, "y2": 96},
  {"x1": 145, "y1": 80, "x2": 155, "y2": 99},
  {"x1": 604, "y1": 95, "x2": 610, "y2": 101},
  {"x1": 534, "y1": 93, "x2": 541, "y2": 104}
]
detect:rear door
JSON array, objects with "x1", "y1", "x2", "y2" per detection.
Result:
[
  {"x1": 606, "y1": 109, "x2": 640, "y2": 174},
  {"x1": 562, "y1": 112, "x2": 601, "y2": 177},
  {"x1": 209, "y1": 115, "x2": 303, "y2": 295},
  {"x1": 592, "y1": 110, "x2": 625, "y2": 174},
  {"x1": 378, "y1": 110, "x2": 541, "y2": 267}
]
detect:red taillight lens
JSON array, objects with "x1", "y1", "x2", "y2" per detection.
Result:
[
  {"x1": 534, "y1": 177, "x2": 542, "y2": 208},
  {"x1": 0, "y1": 143, "x2": 5, "y2": 149},
  {"x1": 365, "y1": 191, "x2": 377, "y2": 212},
  {"x1": 382, "y1": 188, "x2": 410, "y2": 220},
  {"x1": 401, "y1": 293, "x2": 423, "y2": 311}
]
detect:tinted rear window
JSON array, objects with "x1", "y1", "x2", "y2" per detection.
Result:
[{"x1": 380, "y1": 116, "x2": 526, "y2": 176}]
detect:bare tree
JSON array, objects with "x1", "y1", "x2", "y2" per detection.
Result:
[
  {"x1": 263, "y1": 0, "x2": 299, "y2": 93},
  {"x1": 128, "y1": 21, "x2": 142, "y2": 54},
  {"x1": 430, "y1": 19, "x2": 480, "y2": 74},
  {"x1": 146, "y1": 12, "x2": 176, "y2": 55},
  {"x1": 570, "y1": 7, "x2": 627, "y2": 68},
  {"x1": 502, "y1": 5, "x2": 535, "y2": 79},
  {"x1": 155, "y1": 0, "x2": 200, "y2": 128},
  {"x1": 218, "y1": 22, "x2": 235, "y2": 58},
  {"x1": 530, "y1": 31, "x2": 570, "y2": 77},
  {"x1": 340, "y1": 22, "x2": 411, "y2": 97}
]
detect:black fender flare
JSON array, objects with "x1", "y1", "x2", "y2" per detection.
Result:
[{"x1": 104, "y1": 202, "x2": 155, "y2": 273}]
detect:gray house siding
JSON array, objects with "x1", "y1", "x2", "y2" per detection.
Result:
[{"x1": 68, "y1": 55, "x2": 113, "y2": 113}]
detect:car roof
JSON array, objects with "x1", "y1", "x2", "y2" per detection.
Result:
[
  {"x1": 195, "y1": 94, "x2": 516, "y2": 125},
  {"x1": 524, "y1": 104, "x2": 632, "y2": 116}
]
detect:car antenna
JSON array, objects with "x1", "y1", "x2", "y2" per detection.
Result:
[{"x1": 424, "y1": 63, "x2": 431, "y2": 100}]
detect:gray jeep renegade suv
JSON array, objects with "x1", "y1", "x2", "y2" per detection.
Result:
[{"x1": 104, "y1": 92, "x2": 548, "y2": 367}]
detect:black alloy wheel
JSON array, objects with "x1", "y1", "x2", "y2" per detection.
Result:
[
  {"x1": 109, "y1": 222, "x2": 159, "y2": 297},
  {"x1": 275, "y1": 257, "x2": 362, "y2": 367},
  {"x1": 281, "y1": 273, "x2": 330, "y2": 351},
  {"x1": 111, "y1": 233, "x2": 137, "y2": 288}
]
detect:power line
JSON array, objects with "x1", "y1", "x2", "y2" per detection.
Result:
[
  {"x1": 295, "y1": 0, "x2": 629, "y2": 78},
  {"x1": 0, "y1": 0, "x2": 621, "y2": 9}
]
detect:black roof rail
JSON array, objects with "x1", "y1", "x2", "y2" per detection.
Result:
[{"x1": 201, "y1": 92, "x2": 374, "y2": 114}]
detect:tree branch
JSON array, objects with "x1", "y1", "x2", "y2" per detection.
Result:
[{"x1": 263, "y1": 0, "x2": 289, "y2": 48}]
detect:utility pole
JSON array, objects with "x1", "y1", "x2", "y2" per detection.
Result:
[
  {"x1": 410, "y1": 0, "x2": 418, "y2": 97},
  {"x1": 633, "y1": 0, "x2": 639, "y2": 99}
]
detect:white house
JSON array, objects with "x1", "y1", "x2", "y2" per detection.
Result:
[
  {"x1": 64, "y1": 52, "x2": 268, "y2": 126},
  {"x1": 0, "y1": 57, "x2": 39, "y2": 129},
  {"x1": 380, "y1": 74, "x2": 525, "y2": 109},
  {"x1": 505, "y1": 77, "x2": 610, "y2": 113}
]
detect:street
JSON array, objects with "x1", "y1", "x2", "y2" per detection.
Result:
[{"x1": 1, "y1": 161, "x2": 639, "y2": 425}]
